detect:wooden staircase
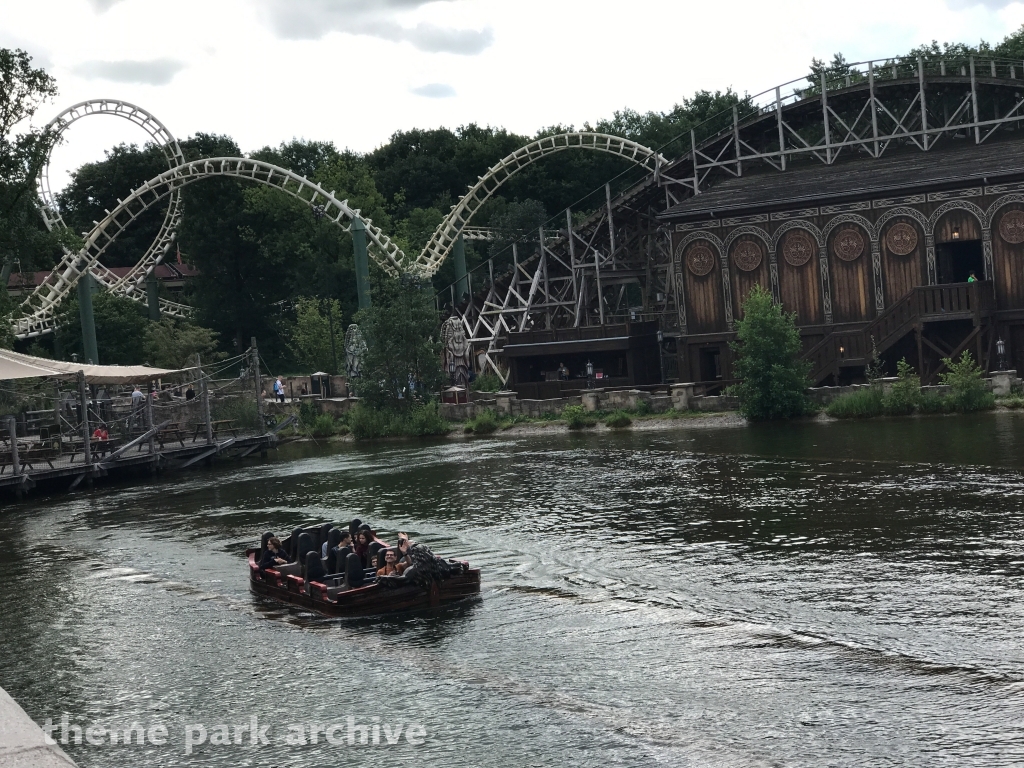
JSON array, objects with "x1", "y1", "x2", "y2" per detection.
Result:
[{"x1": 802, "y1": 282, "x2": 996, "y2": 385}]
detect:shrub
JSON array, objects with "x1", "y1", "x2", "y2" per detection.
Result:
[
  {"x1": 730, "y1": 285, "x2": 810, "y2": 420},
  {"x1": 310, "y1": 414, "x2": 337, "y2": 437},
  {"x1": 881, "y1": 358, "x2": 920, "y2": 416},
  {"x1": 298, "y1": 400, "x2": 319, "y2": 428},
  {"x1": 939, "y1": 351, "x2": 995, "y2": 413},
  {"x1": 825, "y1": 387, "x2": 884, "y2": 419},
  {"x1": 347, "y1": 402, "x2": 450, "y2": 440},
  {"x1": 605, "y1": 411, "x2": 633, "y2": 428},
  {"x1": 406, "y1": 402, "x2": 450, "y2": 436},
  {"x1": 211, "y1": 396, "x2": 262, "y2": 431},
  {"x1": 562, "y1": 404, "x2": 596, "y2": 430},
  {"x1": 1001, "y1": 394, "x2": 1024, "y2": 409},
  {"x1": 633, "y1": 399, "x2": 652, "y2": 416},
  {"x1": 465, "y1": 409, "x2": 501, "y2": 434},
  {"x1": 917, "y1": 392, "x2": 951, "y2": 414},
  {"x1": 471, "y1": 373, "x2": 504, "y2": 393}
]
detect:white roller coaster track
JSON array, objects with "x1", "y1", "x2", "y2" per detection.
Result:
[
  {"x1": 34, "y1": 100, "x2": 191, "y2": 328},
  {"x1": 413, "y1": 132, "x2": 668, "y2": 276},
  {"x1": 19, "y1": 108, "x2": 666, "y2": 338},
  {"x1": 15, "y1": 157, "x2": 406, "y2": 338}
]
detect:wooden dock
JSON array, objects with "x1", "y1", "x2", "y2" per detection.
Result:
[{"x1": 0, "y1": 430, "x2": 279, "y2": 499}]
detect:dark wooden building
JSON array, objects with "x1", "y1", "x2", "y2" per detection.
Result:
[{"x1": 662, "y1": 137, "x2": 1024, "y2": 384}]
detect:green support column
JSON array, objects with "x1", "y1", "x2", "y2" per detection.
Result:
[
  {"x1": 146, "y1": 272, "x2": 161, "y2": 321},
  {"x1": 453, "y1": 232, "x2": 468, "y2": 303},
  {"x1": 77, "y1": 272, "x2": 99, "y2": 364},
  {"x1": 351, "y1": 219, "x2": 371, "y2": 310}
]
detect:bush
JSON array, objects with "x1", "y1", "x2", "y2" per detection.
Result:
[
  {"x1": 310, "y1": 414, "x2": 338, "y2": 437},
  {"x1": 633, "y1": 399, "x2": 652, "y2": 416},
  {"x1": 881, "y1": 358, "x2": 920, "y2": 416},
  {"x1": 940, "y1": 351, "x2": 995, "y2": 413},
  {"x1": 730, "y1": 285, "x2": 810, "y2": 420},
  {"x1": 562, "y1": 404, "x2": 596, "y2": 430},
  {"x1": 298, "y1": 400, "x2": 319, "y2": 428},
  {"x1": 825, "y1": 387, "x2": 884, "y2": 419},
  {"x1": 605, "y1": 411, "x2": 632, "y2": 428},
  {"x1": 471, "y1": 373, "x2": 504, "y2": 393},
  {"x1": 1000, "y1": 394, "x2": 1024, "y2": 409},
  {"x1": 348, "y1": 402, "x2": 450, "y2": 440},
  {"x1": 211, "y1": 396, "x2": 262, "y2": 431},
  {"x1": 465, "y1": 409, "x2": 501, "y2": 434},
  {"x1": 917, "y1": 392, "x2": 951, "y2": 414}
]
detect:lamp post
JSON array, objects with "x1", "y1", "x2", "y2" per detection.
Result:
[
  {"x1": 997, "y1": 337, "x2": 1007, "y2": 370},
  {"x1": 586, "y1": 359, "x2": 594, "y2": 389}
]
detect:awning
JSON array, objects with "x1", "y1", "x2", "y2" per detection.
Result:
[{"x1": 0, "y1": 348, "x2": 187, "y2": 384}]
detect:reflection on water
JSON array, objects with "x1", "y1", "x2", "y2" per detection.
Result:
[{"x1": 1, "y1": 412, "x2": 1024, "y2": 767}]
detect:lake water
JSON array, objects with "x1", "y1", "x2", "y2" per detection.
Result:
[{"x1": 2, "y1": 413, "x2": 1023, "y2": 767}]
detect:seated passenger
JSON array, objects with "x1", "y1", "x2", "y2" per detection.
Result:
[
  {"x1": 259, "y1": 537, "x2": 290, "y2": 571},
  {"x1": 354, "y1": 530, "x2": 371, "y2": 566},
  {"x1": 376, "y1": 549, "x2": 405, "y2": 577},
  {"x1": 396, "y1": 536, "x2": 413, "y2": 568},
  {"x1": 322, "y1": 527, "x2": 342, "y2": 558},
  {"x1": 92, "y1": 424, "x2": 109, "y2": 441},
  {"x1": 328, "y1": 531, "x2": 353, "y2": 572}
]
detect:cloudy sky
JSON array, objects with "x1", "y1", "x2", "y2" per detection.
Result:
[{"x1": 4, "y1": 0, "x2": 1024, "y2": 191}]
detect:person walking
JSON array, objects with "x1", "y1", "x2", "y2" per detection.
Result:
[{"x1": 274, "y1": 376, "x2": 285, "y2": 403}]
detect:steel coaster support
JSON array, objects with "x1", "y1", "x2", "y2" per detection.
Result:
[
  {"x1": 453, "y1": 233, "x2": 469, "y2": 303},
  {"x1": 351, "y1": 219, "x2": 371, "y2": 310},
  {"x1": 77, "y1": 272, "x2": 99, "y2": 364}
]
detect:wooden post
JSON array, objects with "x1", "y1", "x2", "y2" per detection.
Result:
[
  {"x1": 77, "y1": 370, "x2": 91, "y2": 467},
  {"x1": 775, "y1": 86, "x2": 786, "y2": 170},
  {"x1": 821, "y1": 72, "x2": 833, "y2": 164},
  {"x1": 970, "y1": 56, "x2": 981, "y2": 144},
  {"x1": 869, "y1": 62, "x2": 879, "y2": 157},
  {"x1": 52, "y1": 383, "x2": 61, "y2": 442},
  {"x1": 146, "y1": 382, "x2": 155, "y2": 454},
  {"x1": 917, "y1": 57, "x2": 929, "y2": 150},
  {"x1": 605, "y1": 183, "x2": 616, "y2": 260},
  {"x1": 595, "y1": 238, "x2": 605, "y2": 326},
  {"x1": 732, "y1": 105, "x2": 742, "y2": 176},
  {"x1": 540, "y1": 227, "x2": 550, "y2": 329},
  {"x1": 690, "y1": 129, "x2": 700, "y2": 194},
  {"x1": 7, "y1": 417, "x2": 21, "y2": 477},
  {"x1": 567, "y1": 207, "x2": 581, "y2": 325},
  {"x1": 251, "y1": 337, "x2": 265, "y2": 428},
  {"x1": 197, "y1": 353, "x2": 213, "y2": 445}
]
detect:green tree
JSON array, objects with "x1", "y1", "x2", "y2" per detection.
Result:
[
  {"x1": 354, "y1": 273, "x2": 443, "y2": 412},
  {"x1": 730, "y1": 285, "x2": 810, "y2": 420},
  {"x1": 939, "y1": 351, "x2": 995, "y2": 412},
  {"x1": 55, "y1": 291, "x2": 147, "y2": 364},
  {"x1": 290, "y1": 296, "x2": 341, "y2": 374},
  {"x1": 0, "y1": 48, "x2": 63, "y2": 279},
  {"x1": 144, "y1": 318, "x2": 223, "y2": 369}
]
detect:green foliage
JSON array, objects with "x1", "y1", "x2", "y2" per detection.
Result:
[
  {"x1": 999, "y1": 394, "x2": 1024, "y2": 409},
  {"x1": 881, "y1": 358, "x2": 920, "y2": 416},
  {"x1": 0, "y1": 48, "x2": 62, "y2": 278},
  {"x1": 298, "y1": 400, "x2": 320, "y2": 429},
  {"x1": 470, "y1": 372, "x2": 503, "y2": 392},
  {"x1": 825, "y1": 387, "x2": 884, "y2": 419},
  {"x1": 347, "y1": 401, "x2": 449, "y2": 440},
  {"x1": 309, "y1": 414, "x2": 338, "y2": 437},
  {"x1": 562, "y1": 404, "x2": 596, "y2": 430},
  {"x1": 604, "y1": 411, "x2": 632, "y2": 428},
  {"x1": 917, "y1": 392, "x2": 951, "y2": 414},
  {"x1": 144, "y1": 318, "x2": 223, "y2": 370},
  {"x1": 730, "y1": 285, "x2": 810, "y2": 421},
  {"x1": 211, "y1": 396, "x2": 261, "y2": 432},
  {"x1": 291, "y1": 297, "x2": 342, "y2": 374},
  {"x1": 354, "y1": 274, "x2": 443, "y2": 412},
  {"x1": 464, "y1": 408, "x2": 501, "y2": 434},
  {"x1": 939, "y1": 351, "x2": 995, "y2": 413},
  {"x1": 55, "y1": 290, "x2": 147, "y2": 364},
  {"x1": 864, "y1": 336, "x2": 884, "y2": 383}
]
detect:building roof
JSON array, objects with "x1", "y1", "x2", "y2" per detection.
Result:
[{"x1": 658, "y1": 135, "x2": 1024, "y2": 222}]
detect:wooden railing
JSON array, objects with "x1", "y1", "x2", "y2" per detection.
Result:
[{"x1": 802, "y1": 282, "x2": 994, "y2": 385}]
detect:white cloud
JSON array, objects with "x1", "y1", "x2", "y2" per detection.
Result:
[
  {"x1": 73, "y1": 58, "x2": 186, "y2": 86},
  {"x1": 411, "y1": 83, "x2": 456, "y2": 98},
  {"x1": 87, "y1": 0, "x2": 127, "y2": 10},
  {"x1": 256, "y1": 0, "x2": 493, "y2": 54}
]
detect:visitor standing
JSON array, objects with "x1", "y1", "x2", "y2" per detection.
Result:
[{"x1": 274, "y1": 376, "x2": 285, "y2": 403}]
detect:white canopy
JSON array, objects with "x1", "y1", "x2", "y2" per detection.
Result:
[{"x1": 0, "y1": 348, "x2": 187, "y2": 384}]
